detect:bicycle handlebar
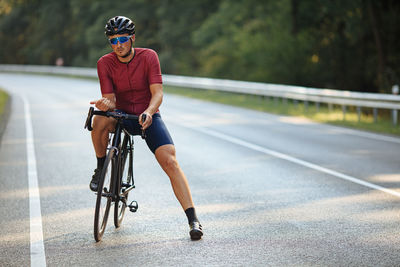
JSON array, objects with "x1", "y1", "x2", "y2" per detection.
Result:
[{"x1": 84, "y1": 107, "x2": 146, "y2": 139}]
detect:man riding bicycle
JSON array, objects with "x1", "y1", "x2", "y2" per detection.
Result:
[{"x1": 89, "y1": 16, "x2": 203, "y2": 240}]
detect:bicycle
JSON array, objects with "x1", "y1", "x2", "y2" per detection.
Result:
[{"x1": 84, "y1": 107, "x2": 146, "y2": 242}]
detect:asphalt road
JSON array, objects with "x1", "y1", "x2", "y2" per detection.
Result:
[{"x1": 1, "y1": 73, "x2": 400, "y2": 266}]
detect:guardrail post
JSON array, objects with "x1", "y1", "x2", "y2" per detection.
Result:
[
  {"x1": 373, "y1": 108, "x2": 378, "y2": 123},
  {"x1": 392, "y1": 85, "x2": 399, "y2": 126},
  {"x1": 293, "y1": 99, "x2": 298, "y2": 108},
  {"x1": 357, "y1": 106, "x2": 361, "y2": 122},
  {"x1": 342, "y1": 105, "x2": 346, "y2": 120},
  {"x1": 328, "y1": 103, "x2": 333, "y2": 113},
  {"x1": 304, "y1": 100, "x2": 309, "y2": 112},
  {"x1": 316, "y1": 102, "x2": 320, "y2": 112},
  {"x1": 393, "y1": 109, "x2": 398, "y2": 126}
]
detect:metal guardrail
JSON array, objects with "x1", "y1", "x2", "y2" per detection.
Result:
[
  {"x1": 0, "y1": 64, "x2": 399, "y2": 125},
  {"x1": 0, "y1": 64, "x2": 98, "y2": 78}
]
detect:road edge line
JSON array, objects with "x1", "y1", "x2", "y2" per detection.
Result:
[{"x1": 22, "y1": 95, "x2": 46, "y2": 267}]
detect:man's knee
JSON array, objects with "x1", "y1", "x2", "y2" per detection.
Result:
[
  {"x1": 156, "y1": 145, "x2": 179, "y2": 171},
  {"x1": 164, "y1": 155, "x2": 179, "y2": 171},
  {"x1": 92, "y1": 115, "x2": 115, "y2": 133}
]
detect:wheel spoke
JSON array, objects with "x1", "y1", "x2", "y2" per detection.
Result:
[
  {"x1": 114, "y1": 134, "x2": 134, "y2": 228},
  {"x1": 94, "y1": 149, "x2": 114, "y2": 242}
]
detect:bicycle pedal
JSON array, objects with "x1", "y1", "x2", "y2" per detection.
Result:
[
  {"x1": 121, "y1": 183, "x2": 135, "y2": 188},
  {"x1": 128, "y1": 201, "x2": 138, "y2": 212}
]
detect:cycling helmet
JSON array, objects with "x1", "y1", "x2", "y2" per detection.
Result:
[{"x1": 105, "y1": 16, "x2": 135, "y2": 36}]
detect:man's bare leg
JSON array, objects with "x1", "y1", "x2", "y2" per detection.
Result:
[
  {"x1": 91, "y1": 115, "x2": 115, "y2": 157},
  {"x1": 89, "y1": 116, "x2": 115, "y2": 191},
  {"x1": 155, "y1": 144, "x2": 203, "y2": 240}
]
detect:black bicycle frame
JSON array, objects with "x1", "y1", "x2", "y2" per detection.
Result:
[{"x1": 85, "y1": 107, "x2": 143, "y2": 202}]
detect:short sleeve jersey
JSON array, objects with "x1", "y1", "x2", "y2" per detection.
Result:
[{"x1": 97, "y1": 48, "x2": 163, "y2": 115}]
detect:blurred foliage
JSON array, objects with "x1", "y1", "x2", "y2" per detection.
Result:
[{"x1": 0, "y1": 0, "x2": 399, "y2": 93}]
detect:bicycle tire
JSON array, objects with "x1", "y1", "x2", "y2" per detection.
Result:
[
  {"x1": 94, "y1": 148, "x2": 115, "y2": 242},
  {"x1": 114, "y1": 134, "x2": 133, "y2": 227}
]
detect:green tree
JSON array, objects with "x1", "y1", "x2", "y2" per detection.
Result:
[
  {"x1": 0, "y1": 0, "x2": 399, "y2": 93},
  {"x1": 193, "y1": 0, "x2": 312, "y2": 84},
  {"x1": 71, "y1": 0, "x2": 162, "y2": 67},
  {"x1": 156, "y1": 0, "x2": 220, "y2": 75}
]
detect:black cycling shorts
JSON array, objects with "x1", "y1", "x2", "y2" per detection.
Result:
[{"x1": 122, "y1": 112, "x2": 174, "y2": 154}]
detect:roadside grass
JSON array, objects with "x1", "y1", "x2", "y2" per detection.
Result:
[
  {"x1": 0, "y1": 88, "x2": 8, "y2": 116},
  {"x1": 164, "y1": 85, "x2": 400, "y2": 136}
]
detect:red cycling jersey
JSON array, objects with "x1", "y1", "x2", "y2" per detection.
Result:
[{"x1": 97, "y1": 48, "x2": 163, "y2": 115}]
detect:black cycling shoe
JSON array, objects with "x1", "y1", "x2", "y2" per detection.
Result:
[
  {"x1": 189, "y1": 221, "x2": 203, "y2": 240},
  {"x1": 90, "y1": 168, "x2": 102, "y2": 192}
]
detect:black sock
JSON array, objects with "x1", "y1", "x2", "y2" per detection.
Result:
[
  {"x1": 185, "y1": 207, "x2": 199, "y2": 224},
  {"x1": 97, "y1": 156, "x2": 106, "y2": 169}
]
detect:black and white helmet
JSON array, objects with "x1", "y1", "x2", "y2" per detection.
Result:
[{"x1": 105, "y1": 16, "x2": 135, "y2": 36}]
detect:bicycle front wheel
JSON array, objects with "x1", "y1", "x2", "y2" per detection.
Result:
[
  {"x1": 114, "y1": 134, "x2": 133, "y2": 228},
  {"x1": 94, "y1": 148, "x2": 115, "y2": 242}
]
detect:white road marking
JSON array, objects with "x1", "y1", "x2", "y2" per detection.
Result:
[
  {"x1": 23, "y1": 96, "x2": 47, "y2": 267},
  {"x1": 179, "y1": 122, "x2": 400, "y2": 198},
  {"x1": 329, "y1": 126, "x2": 400, "y2": 145}
]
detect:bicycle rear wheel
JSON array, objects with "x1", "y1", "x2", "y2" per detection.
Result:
[
  {"x1": 94, "y1": 148, "x2": 115, "y2": 242},
  {"x1": 114, "y1": 134, "x2": 133, "y2": 228}
]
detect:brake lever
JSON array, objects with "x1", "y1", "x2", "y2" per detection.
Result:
[
  {"x1": 141, "y1": 114, "x2": 147, "y2": 139},
  {"x1": 84, "y1": 107, "x2": 94, "y2": 131}
]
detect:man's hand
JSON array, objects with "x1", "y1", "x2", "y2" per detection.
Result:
[
  {"x1": 90, "y1": 97, "x2": 115, "y2": 112},
  {"x1": 139, "y1": 112, "x2": 152, "y2": 130}
]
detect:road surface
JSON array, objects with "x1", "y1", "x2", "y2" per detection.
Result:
[{"x1": 1, "y1": 73, "x2": 400, "y2": 266}]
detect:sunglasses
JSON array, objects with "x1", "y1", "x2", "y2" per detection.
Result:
[{"x1": 108, "y1": 35, "x2": 132, "y2": 45}]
